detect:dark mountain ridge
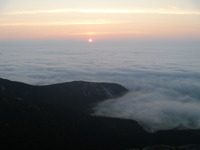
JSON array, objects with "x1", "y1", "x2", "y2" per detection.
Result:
[
  {"x1": 0, "y1": 78, "x2": 128, "y2": 112},
  {"x1": 0, "y1": 78, "x2": 200, "y2": 149}
]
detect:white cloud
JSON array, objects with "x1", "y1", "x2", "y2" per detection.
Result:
[{"x1": 94, "y1": 72, "x2": 200, "y2": 132}]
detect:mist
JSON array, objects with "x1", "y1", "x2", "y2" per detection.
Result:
[{"x1": 93, "y1": 71, "x2": 200, "y2": 132}]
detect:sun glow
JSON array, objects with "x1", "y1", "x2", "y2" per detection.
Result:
[
  {"x1": 1, "y1": 1, "x2": 200, "y2": 40},
  {"x1": 88, "y1": 38, "x2": 93, "y2": 43}
]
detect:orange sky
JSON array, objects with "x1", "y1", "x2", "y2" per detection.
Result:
[{"x1": 0, "y1": 0, "x2": 200, "y2": 41}]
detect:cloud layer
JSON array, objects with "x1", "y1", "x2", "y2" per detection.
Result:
[
  {"x1": 94, "y1": 72, "x2": 200, "y2": 132},
  {"x1": 1, "y1": 40, "x2": 200, "y2": 133}
]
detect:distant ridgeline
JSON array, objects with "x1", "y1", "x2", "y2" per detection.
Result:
[
  {"x1": 0, "y1": 78, "x2": 200, "y2": 149},
  {"x1": 0, "y1": 78, "x2": 128, "y2": 112}
]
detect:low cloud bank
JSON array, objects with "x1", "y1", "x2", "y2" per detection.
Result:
[
  {"x1": 1, "y1": 42, "x2": 200, "y2": 132},
  {"x1": 94, "y1": 73, "x2": 200, "y2": 132}
]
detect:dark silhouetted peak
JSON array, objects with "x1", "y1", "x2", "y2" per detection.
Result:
[
  {"x1": 0, "y1": 78, "x2": 128, "y2": 112},
  {"x1": 52, "y1": 80, "x2": 128, "y2": 99}
]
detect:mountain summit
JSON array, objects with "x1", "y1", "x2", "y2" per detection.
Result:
[{"x1": 0, "y1": 78, "x2": 128, "y2": 112}]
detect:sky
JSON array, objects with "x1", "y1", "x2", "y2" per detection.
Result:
[{"x1": 0, "y1": 0, "x2": 200, "y2": 41}]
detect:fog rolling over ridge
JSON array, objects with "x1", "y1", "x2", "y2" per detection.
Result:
[
  {"x1": 94, "y1": 71, "x2": 200, "y2": 132},
  {"x1": 1, "y1": 40, "x2": 200, "y2": 132}
]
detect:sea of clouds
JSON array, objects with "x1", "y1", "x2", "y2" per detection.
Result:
[
  {"x1": 93, "y1": 70, "x2": 200, "y2": 132},
  {"x1": 0, "y1": 40, "x2": 200, "y2": 132}
]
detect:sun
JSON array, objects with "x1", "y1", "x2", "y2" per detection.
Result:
[{"x1": 88, "y1": 38, "x2": 93, "y2": 43}]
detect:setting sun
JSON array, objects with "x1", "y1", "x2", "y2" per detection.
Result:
[{"x1": 88, "y1": 38, "x2": 93, "y2": 43}]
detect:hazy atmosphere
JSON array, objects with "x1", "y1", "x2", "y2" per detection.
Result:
[
  {"x1": 1, "y1": 0, "x2": 200, "y2": 132},
  {"x1": 1, "y1": 0, "x2": 200, "y2": 40}
]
